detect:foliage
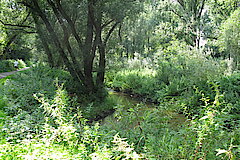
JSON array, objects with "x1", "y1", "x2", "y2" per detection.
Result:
[
  {"x1": 217, "y1": 72, "x2": 240, "y2": 117},
  {"x1": 107, "y1": 49, "x2": 226, "y2": 105},
  {"x1": 0, "y1": 66, "x2": 73, "y2": 142},
  {"x1": 0, "y1": 0, "x2": 34, "y2": 61},
  {"x1": 102, "y1": 85, "x2": 240, "y2": 159},
  {"x1": 106, "y1": 68, "x2": 158, "y2": 100},
  {"x1": 1, "y1": 65, "x2": 71, "y2": 113},
  {"x1": 0, "y1": 54, "x2": 239, "y2": 160},
  {"x1": 1, "y1": 0, "x2": 240, "y2": 159},
  {"x1": 7, "y1": 0, "x2": 144, "y2": 95},
  {"x1": 0, "y1": 60, "x2": 14, "y2": 72},
  {"x1": 0, "y1": 59, "x2": 26, "y2": 72},
  {"x1": 0, "y1": 77, "x2": 143, "y2": 159},
  {"x1": 80, "y1": 95, "x2": 116, "y2": 121},
  {"x1": 190, "y1": 86, "x2": 240, "y2": 159},
  {"x1": 218, "y1": 8, "x2": 240, "y2": 70}
]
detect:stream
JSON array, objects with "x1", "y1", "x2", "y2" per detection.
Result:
[{"x1": 101, "y1": 89, "x2": 187, "y2": 128}]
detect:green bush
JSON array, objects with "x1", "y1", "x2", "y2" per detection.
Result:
[
  {"x1": 108, "y1": 68, "x2": 159, "y2": 101},
  {"x1": 156, "y1": 52, "x2": 224, "y2": 95},
  {"x1": 182, "y1": 72, "x2": 240, "y2": 116},
  {"x1": 101, "y1": 88, "x2": 240, "y2": 159},
  {"x1": 17, "y1": 59, "x2": 26, "y2": 68},
  {"x1": 25, "y1": 60, "x2": 33, "y2": 67},
  {"x1": 107, "y1": 51, "x2": 226, "y2": 107},
  {"x1": 0, "y1": 65, "x2": 76, "y2": 141},
  {"x1": 1, "y1": 65, "x2": 71, "y2": 114},
  {"x1": 217, "y1": 72, "x2": 240, "y2": 114},
  {"x1": 0, "y1": 59, "x2": 27, "y2": 72},
  {"x1": 0, "y1": 60, "x2": 15, "y2": 72}
]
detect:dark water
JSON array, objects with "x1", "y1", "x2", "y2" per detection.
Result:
[{"x1": 103, "y1": 90, "x2": 186, "y2": 127}]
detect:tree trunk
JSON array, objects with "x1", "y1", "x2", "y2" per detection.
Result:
[
  {"x1": 83, "y1": 0, "x2": 95, "y2": 93},
  {"x1": 97, "y1": 42, "x2": 106, "y2": 86},
  {"x1": 32, "y1": 15, "x2": 55, "y2": 67},
  {"x1": 30, "y1": 0, "x2": 85, "y2": 85}
]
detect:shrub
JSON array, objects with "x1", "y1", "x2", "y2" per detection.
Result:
[
  {"x1": 109, "y1": 68, "x2": 159, "y2": 101},
  {"x1": 156, "y1": 52, "x2": 224, "y2": 95},
  {"x1": 17, "y1": 59, "x2": 26, "y2": 68},
  {"x1": 218, "y1": 72, "x2": 240, "y2": 110},
  {"x1": 0, "y1": 59, "x2": 27, "y2": 72},
  {"x1": 107, "y1": 50, "x2": 226, "y2": 107},
  {"x1": 101, "y1": 86, "x2": 240, "y2": 159},
  {"x1": 2, "y1": 65, "x2": 72, "y2": 113},
  {"x1": 0, "y1": 60, "x2": 15, "y2": 72},
  {"x1": 1, "y1": 83, "x2": 144, "y2": 159}
]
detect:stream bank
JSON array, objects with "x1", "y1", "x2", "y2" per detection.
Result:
[{"x1": 98, "y1": 89, "x2": 187, "y2": 128}]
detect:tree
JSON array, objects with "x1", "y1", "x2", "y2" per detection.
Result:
[
  {"x1": 167, "y1": 0, "x2": 207, "y2": 48},
  {"x1": 106, "y1": 0, "x2": 165, "y2": 61},
  {"x1": 203, "y1": 0, "x2": 240, "y2": 58},
  {"x1": 0, "y1": 0, "x2": 34, "y2": 60},
  {"x1": 219, "y1": 8, "x2": 240, "y2": 70},
  {"x1": 18, "y1": 0, "x2": 143, "y2": 96}
]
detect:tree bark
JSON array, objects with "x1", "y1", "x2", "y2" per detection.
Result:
[
  {"x1": 82, "y1": 0, "x2": 95, "y2": 93},
  {"x1": 32, "y1": 14, "x2": 55, "y2": 67},
  {"x1": 30, "y1": 0, "x2": 85, "y2": 84}
]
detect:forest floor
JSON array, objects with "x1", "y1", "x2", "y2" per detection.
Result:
[{"x1": 0, "y1": 67, "x2": 30, "y2": 79}]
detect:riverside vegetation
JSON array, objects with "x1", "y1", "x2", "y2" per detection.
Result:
[
  {"x1": 0, "y1": 49, "x2": 240, "y2": 159},
  {"x1": 0, "y1": 0, "x2": 240, "y2": 159}
]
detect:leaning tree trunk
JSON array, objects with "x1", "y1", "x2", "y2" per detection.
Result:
[
  {"x1": 32, "y1": 15, "x2": 55, "y2": 67},
  {"x1": 29, "y1": 0, "x2": 85, "y2": 85}
]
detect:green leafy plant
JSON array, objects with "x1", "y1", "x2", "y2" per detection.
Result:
[{"x1": 0, "y1": 59, "x2": 27, "y2": 72}]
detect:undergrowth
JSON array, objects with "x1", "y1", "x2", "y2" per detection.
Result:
[
  {"x1": 0, "y1": 77, "x2": 143, "y2": 159},
  {"x1": 0, "y1": 57, "x2": 239, "y2": 159},
  {"x1": 102, "y1": 85, "x2": 240, "y2": 159},
  {"x1": 0, "y1": 59, "x2": 27, "y2": 72}
]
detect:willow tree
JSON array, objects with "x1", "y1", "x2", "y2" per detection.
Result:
[
  {"x1": 18, "y1": 0, "x2": 142, "y2": 95},
  {"x1": 219, "y1": 9, "x2": 240, "y2": 70},
  {"x1": 167, "y1": 0, "x2": 207, "y2": 48}
]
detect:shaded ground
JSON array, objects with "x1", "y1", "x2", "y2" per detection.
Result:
[{"x1": 0, "y1": 67, "x2": 30, "y2": 79}]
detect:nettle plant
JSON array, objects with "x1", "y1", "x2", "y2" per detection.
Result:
[
  {"x1": 34, "y1": 83, "x2": 144, "y2": 159},
  {"x1": 190, "y1": 84, "x2": 240, "y2": 160}
]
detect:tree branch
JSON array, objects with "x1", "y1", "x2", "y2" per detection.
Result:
[
  {"x1": 47, "y1": 0, "x2": 82, "y2": 72},
  {"x1": 177, "y1": 0, "x2": 185, "y2": 10},
  {"x1": 101, "y1": 19, "x2": 114, "y2": 28},
  {"x1": 54, "y1": 0, "x2": 83, "y2": 48},
  {"x1": 0, "y1": 19, "x2": 34, "y2": 29},
  {"x1": 104, "y1": 22, "x2": 119, "y2": 45},
  {"x1": 168, "y1": 7, "x2": 188, "y2": 23},
  {"x1": 31, "y1": 0, "x2": 86, "y2": 84},
  {"x1": 197, "y1": 0, "x2": 206, "y2": 19},
  {"x1": 118, "y1": 23, "x2": 122, "y2": 42},
  {"x1": 3, "y1": 27, "x2": 36, "y2": 34}
]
